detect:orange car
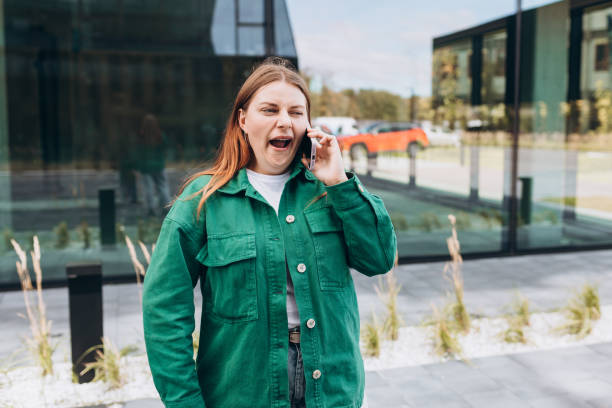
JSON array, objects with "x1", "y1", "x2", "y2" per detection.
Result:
[{"x1": 337, "y1": 121, "x2": 429, "y2": 159}]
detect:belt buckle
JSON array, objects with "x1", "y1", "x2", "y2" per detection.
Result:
[{"x1": 289, "y1": 328, "x2": 300, "y2": 344}]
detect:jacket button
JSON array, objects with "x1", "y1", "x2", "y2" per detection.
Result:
[
  {"x1": 297, "y1": 263, "x2": 306, "y2": 273},
  {"x1": 307, "y1": 319, "x2": 316, "y2": 329},
  {"x1": 312, "y1": 369, "x2": 322, "y2": 380},
  {"x1": 286, "y1": 214, "x2": 295, "y2": 223}
]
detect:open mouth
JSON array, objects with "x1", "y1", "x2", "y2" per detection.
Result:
[{"x1": 269, "y1": 138, "x2": 292, "y2": 149}]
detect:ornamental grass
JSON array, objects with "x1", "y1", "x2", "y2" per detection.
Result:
[
  {"x1": 79, "y1": 337, "x2": 137, "y2": 389},
  {"x1": 556, "y1": 284, "x2": 601, "y2": 338},
  {"x1": 11, "y1": 236, "x2": 55, "y2": 376},
  {"x1": 125, "y1": 234, "x2": 155, "y2": 305},
  {"x1": 374, "y1": 269, "x2": 403, "y2": 341},
  {"x1": 501, "y1": 292, "x2": 531, "y2": 344},
  {"x1": 444, "y1": 214, "x2": 470, "y2": 333},
  {"x1": 361, "y1": 313, "x2": 382, "y2": 358},
  {"x1": 430, "y1": 303, "x2": 461, "y2": 358}
]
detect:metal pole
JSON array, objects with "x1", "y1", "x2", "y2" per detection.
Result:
[{"x1": 509, "y1": 0, "x2": 522, "y2": 253}]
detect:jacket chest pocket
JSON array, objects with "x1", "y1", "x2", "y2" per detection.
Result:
[
  {"x1": 304, "y1": 206, "x2": 349, "y2": 291},
  {"x1": 196, "y1": 233, "x2": 258, "y2": 322}
]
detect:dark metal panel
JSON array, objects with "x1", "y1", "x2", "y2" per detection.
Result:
[
  {"x1": 471, "y1": 35, "x2": 483, "y2": 106},
  {"x1": 434, "y1": 17, "x2": 507, "y2": 48},
  {"x1": 568, "y1": 7, "x2": 582, "y2": 101},
  {"x1": 571, "y1": 0, "x2": 612, "y2": 10},
  {"x1": 265, "y1": 0, "x2": 275, "y2": 56}
]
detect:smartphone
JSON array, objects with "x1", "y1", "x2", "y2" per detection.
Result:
[{"x1": 300, "y1": 128, "x2": 316, "y2": 170}]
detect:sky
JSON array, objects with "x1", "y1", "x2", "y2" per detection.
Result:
[{"x1": 285, "y1": 0, "x2": 560, "y2": 97}]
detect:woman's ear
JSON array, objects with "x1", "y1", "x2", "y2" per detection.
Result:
[{"x1": 238, "y1": 109, "x2": 247, "y2": 133}]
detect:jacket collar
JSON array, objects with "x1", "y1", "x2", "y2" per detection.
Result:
[{"x1": 217, "y1": 154, "x2": 316, "y2": 195}]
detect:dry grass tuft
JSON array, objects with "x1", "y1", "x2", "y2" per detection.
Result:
[
  {"x1": 557, "y1": 284, "x2": 601, "y2": 338},
  {"x1": 430, "y1": 303, "x2": 462, "y2": 358},
  {"x1": 444, "y1": 214, "x2": 470, "y2": 333},
  {"x1": 125, "y1": 234, "x2": 155, "y2": 305},
  {"x1": 375, "y1": 269, "x2": 403, "y2": 341},
  {"x1": 361, "y1": 313, "x2": 383, "y2": 358},
  {"x1": 501, "y1": 292, "x2": 531, "y2": 344},
  {"x1": 11, "y1": 236, "x2": 55, "y2": 376},
  {"x1": 79, "y1": 337, "x2": 137, "y2": 389}
]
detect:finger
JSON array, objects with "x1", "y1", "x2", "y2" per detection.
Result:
[{"x1": 307, "y1": 128, "x2": 333, "y2": 140}]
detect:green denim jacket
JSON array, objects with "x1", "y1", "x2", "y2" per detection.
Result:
[{"x1": 143, "y1": 161, "x2": 397, "y2": 408}]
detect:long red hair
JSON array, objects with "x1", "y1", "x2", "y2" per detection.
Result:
[{"x1": 176, "y1": 57, "x2": 311, "y2": 220}]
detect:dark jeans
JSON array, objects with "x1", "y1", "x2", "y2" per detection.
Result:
[{"x1": 288, "y1": 341, "x2": 306, "y2": 408}]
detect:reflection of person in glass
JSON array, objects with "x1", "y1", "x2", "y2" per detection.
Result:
[
  {"x1": 142, "y1": 58, "x2": 396, "y2": 408},
  {"x1": 138, "y1": 113, "x2": 171, "y2": 216}
]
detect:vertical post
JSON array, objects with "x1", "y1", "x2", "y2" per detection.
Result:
[
  {"x1": 469, "y1": 144, "x2": 480, "y2": 201},
  {"x1": 67, "y1": 262, "x2": 103, "y2": 383},
  {"x1": 508, "y1": 0, "x2": 522, "y2": 253},
  {"x1": 0, "y1": 0, "x2": 12, "y2": 229},
  {"x1": 99, "y1": 188, "x2": 116, "y2": 246},
  {"x1": 518, "y1": 176, "x2": 532, "y2": 224},
  {"x1": 408, "y1": 156, "x2": 416, "y2": 188}
]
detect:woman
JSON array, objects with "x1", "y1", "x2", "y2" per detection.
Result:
[
  {"x1": 137, "y1": 113, "x2": 171, "y2": 217},
  {"x1": 143, "y1": 57, "x2": 396, "y2": 408}
]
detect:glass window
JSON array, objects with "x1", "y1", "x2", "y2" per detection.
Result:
[
  {"x1": 432, "y1": 40, "x2": 472, "y2": 106},
  {"x1": 274, "y1": 0, "x2": 297, "y2": 57},
  {"x1": 211, "y1": 0, "x2": 237, "y2": 55},
  {"x1": 238, "y1": 0, "x2": 265, "y2": 24},
  {"x1": 0, "y1": 0, "x2": 296, "y2": 286},
  {"x1": 481, "y1": 30, "x2": 507, "y2": 105},
  {"x1": 238, "y1": 26, "x2": 265, "y2": 56},
  {"x1": 595, "y1": 43, "x2": 609, "y2": 71}
]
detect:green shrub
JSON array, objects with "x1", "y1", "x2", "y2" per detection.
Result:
[
  {"x1": 418, "y1": 212, "x2": 443, "y2": 232},
  {"x1": 115, "y1": 223, "x2": 126, "y2": 245},
  {"x1": 2, "y1": 228, "x2": 13, "y2": 252},
  {"x1": 78, "y1": 221, "x2": 91, "y2": 249},
  {"x1": 54, "y1": 221, "x2": 70, "y2": 248},
  {"x1": 454, "y1": 212, "x2": 472, "y2": 230},
  {"x1": 390, "y1": 212, "x2": 410, "y2": 231}
]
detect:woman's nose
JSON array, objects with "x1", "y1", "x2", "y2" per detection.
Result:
[{"x1": 277, "y1": 110, "x2": 291, "y2": 128}]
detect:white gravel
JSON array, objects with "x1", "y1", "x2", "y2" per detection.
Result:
[
  {"x1": 363, "y1": 304, "x2": 612, "y2": 371},
  {"x1": 0, "y1": 354, "x2": 157, "y2": 408},
  {"x1": 3, "y1": 306, "x2": 612, "y2": 407}
]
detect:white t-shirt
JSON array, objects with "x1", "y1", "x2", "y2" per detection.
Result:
[{"x1": 246, "y1": 169, "x2": 300, "y2": 328}]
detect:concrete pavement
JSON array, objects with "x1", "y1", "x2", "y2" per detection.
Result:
[{"x1": 2, "y1": 249, "x2": 612, "y2": 407}]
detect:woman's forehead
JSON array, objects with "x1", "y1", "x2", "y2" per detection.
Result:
[{"x1": 251, "y1": 81, "x2": 307, "y2": 108}]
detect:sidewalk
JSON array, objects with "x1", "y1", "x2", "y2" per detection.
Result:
[{"x1": 2, "y1": 249, "x2": 612, "y2": 407}]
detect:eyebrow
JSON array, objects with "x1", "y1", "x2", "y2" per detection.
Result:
[{"x1": 257, "y1": 102, "x2": 306, "y2": 109}]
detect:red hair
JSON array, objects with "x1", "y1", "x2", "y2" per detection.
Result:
[{"x1": 176, "y1": 57, "x2": 311, "y2": 220}]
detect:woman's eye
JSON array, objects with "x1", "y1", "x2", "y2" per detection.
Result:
[
  {"x1": 291, "y1": 111, "x2": 303, "y2": 115},
  {"x1": 263, "y1": 108, "x2": 277, "y2": 113}
]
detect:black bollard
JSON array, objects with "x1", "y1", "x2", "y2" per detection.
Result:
[
  {"x1": 519, "y1": 177, "x2": 533, "y2": 225},
  {"x1": 99, "y1": 189, "x2": 116, "y2": 246},
  {"x1": 67, "y1": 261, "x2": 103, "y2": 383}
]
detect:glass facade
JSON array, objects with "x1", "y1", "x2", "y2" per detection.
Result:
[
  {"x1": 0, "y1": 0, "x2": 297, "y2": 286},
  {"x1": 427, "y1": 0, "x2": 612, "y2": 256},
  {"x1": 1, "y1": 0, "x2": 611, "y2": 287}
]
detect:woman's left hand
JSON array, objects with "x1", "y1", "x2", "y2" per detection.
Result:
[{"x1": 301, "y1": 128, "x2": 348, "y2": 186}]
